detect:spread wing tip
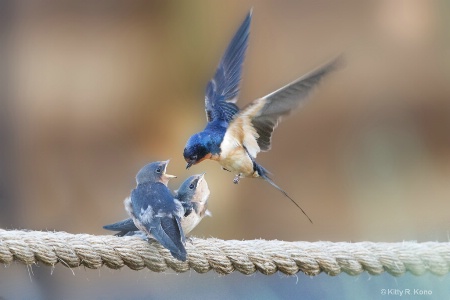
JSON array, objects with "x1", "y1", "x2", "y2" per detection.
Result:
[
  {"x1": 320, "y1": 53, "x2": 346, "y2": 75},
  {"x1": 205, "y1": 11, "x2": 253, "y2": 123}
]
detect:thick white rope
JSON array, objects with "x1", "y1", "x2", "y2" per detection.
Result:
[{"x1": 0, "y1": 229, "x2": 448, "y2": 276}]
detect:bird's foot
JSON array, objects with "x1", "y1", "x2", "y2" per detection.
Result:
[{"x1": 233, "y1": 175, "x2": 240, "y2": 184}]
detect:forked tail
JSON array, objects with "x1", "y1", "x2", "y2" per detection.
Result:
[{"x1": 254, "y1": 162, "x2": 313, "y2": 224}]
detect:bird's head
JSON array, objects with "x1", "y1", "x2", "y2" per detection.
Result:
[
  {"x1": 135, "y1": 160, "x2": 177, "y2": 185},
  {"x1": 183, "y1": 133, "x2": 212, "y2": 169},
  {"x1": 175, "y1": 173, "x2": 210, "y2": 205}
]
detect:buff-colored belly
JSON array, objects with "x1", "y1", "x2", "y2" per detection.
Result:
[
  {"x1": 217, "y1": 147, "x2": 257, "y2": 178},
  {"x1": 181, "y1": 214, "x2": 201, "y2": 235}
]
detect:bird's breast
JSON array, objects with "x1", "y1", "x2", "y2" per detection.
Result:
[
  {"x1": 218, "y1": 145, "x2": 256, "y2": 177},
  {"x1": 181, "y1": 213, "x2": 202, "y2": 235},
  {"x1": 181, "y1": 202, "x2": 209, "y2": 234}
]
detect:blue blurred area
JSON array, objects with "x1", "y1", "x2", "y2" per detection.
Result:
[
  {"x1": 1, "y1": 0, "x2": 450, "y2": 298},
  {"x1": 0, "y1": 263, "x2": 449, "y2": 300}
]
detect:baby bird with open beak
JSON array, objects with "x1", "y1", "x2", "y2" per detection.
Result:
[
  {"x1": 123, "y1": 160, "x2": 187, "y2": 261},
  {"x1": 104, "y1": 171, "x2": 211, "y2": 261}
]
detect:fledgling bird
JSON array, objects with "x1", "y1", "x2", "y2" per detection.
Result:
[
  {"x1": 183, "y1": 11, "x2": 342, "y2": 223},
  {"x1": 123, "y1": 160, "x2": 188, "y2": 261},
  {"x1": 175, "y1": 172, "x2": 211, "y2": 234},
  {"x1": 103, "y1": 173, "x2": 211, "y2": 237}
]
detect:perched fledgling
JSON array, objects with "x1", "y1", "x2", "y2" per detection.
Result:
[
  {"x1": 104, "y1": 173, "x2": 211, "y2": 237},
  {"x1": 183, "y1": 11, "x2": 342, "y2": 223},
  {"x1": 123, "y1": 160, "x2": 187, "y2": 261},
  {"x1": 175, "y1": 173, "x2": 211, "y2": 234}
]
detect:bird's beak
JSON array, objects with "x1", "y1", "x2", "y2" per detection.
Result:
[
  {"x1": 198, "y1": 172, "x2": 206, "y2": 181},
  {"x1": 186, "y1": 161, "x2": 194, "y2": 169},
  {"x1": 161, "y1": 172, "x2": 176, "y2": 185},
  {"x1": 163, "y1": 159, "x2": 177, "y2": 179}
]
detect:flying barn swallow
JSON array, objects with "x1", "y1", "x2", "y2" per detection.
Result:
[
  {"x1": 123, "y1": 160, "x2": 188, "y2": 261},
  {"x1": 103, "y1": 173, "x2": 211, "y2": 237},
  {"x1": 183, "y1": 11, "x2": 342, "y2": 223}
]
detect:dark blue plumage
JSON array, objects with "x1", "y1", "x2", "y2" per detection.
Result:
[
  {"x1": 184, "y1": 11, "x2": 252, "y2": 168},
  {"x1": 205, "y1": 11, "x2": 251, "y2": 123},
  {"x1": 183, "y1": 10, "x2": 342, "y2": 222},
  {"x1": 124, "y1": 161, "x2": 187, "y2": 261}
]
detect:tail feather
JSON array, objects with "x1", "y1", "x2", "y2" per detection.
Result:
[
  {"x1": 255, "y1": 163, "x2": 313, "y2": 224},
  {"x1": 103, "y1": 218, "x2": 138, "y2": 234}
]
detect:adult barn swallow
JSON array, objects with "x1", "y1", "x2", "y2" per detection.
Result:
[
  {"x1": 104, "y1": 173, "x2": 211, "y2": 237},
  {"x1": 183, "y1": 11, "x2": 341, "y2": 222},
  {"x1": 123, "y1": 160, "x2": 187, "y2": 261}
]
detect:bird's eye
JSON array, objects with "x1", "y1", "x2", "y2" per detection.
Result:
[
  {"x1": 191, "y1": 155, "x2": 197, "y2": 161},
  {"x1": 156, "y1": 168, "x2": 161, "y2": 173},
  {"x1": 189, "y1": 183, "x2": 195, "y2": 189}
]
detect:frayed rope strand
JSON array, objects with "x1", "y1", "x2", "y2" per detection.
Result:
[{"x1": 0, "y1": 230, "x2": 449, "y2": 276}]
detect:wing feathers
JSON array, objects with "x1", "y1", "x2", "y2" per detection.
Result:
[
  {"x1": 205, "y1": 11, "x2": 252, "y2": 123},
  {"x1": 240, "y1": 55, "x2": 343, "y2": 153},
  {"x1": 151, "y1": 216, "x2": 187, "y2": 261}
]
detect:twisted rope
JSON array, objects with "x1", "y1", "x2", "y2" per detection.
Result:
[{"x1": 0, "y1": 229, "x2": 449, "y2": 276}]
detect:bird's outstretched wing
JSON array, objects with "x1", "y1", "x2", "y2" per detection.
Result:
[
  {"x1": 204, "y1": 11, "x2": 252, "y2": 123},
  {"x1": 103, "y1": 218, "x2": 138, "y2": 236},
  {"x1": 228, "y1": 55, "x2": 343, "y2": 157}
]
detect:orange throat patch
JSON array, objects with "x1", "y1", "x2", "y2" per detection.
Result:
[
  {"x1": 197, "y1": 153, "x2": 214, "y2": 164},
  {"x1": 209, "y1": 153, "x2": 220, "y2": 161}
]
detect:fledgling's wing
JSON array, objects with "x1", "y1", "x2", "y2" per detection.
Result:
[
  {"x1": 226, "y1": 56, "x2": 343, "y2": 157},
  {"x1": 130, "y1": 183, "x2": 187, "y2": 261},
  {"x1": 103, "y1": 218, "x2": 138, "y2": 236},
  {"x1": 152, "y1": 215, "x2": 187, "y2": 261},
  {"x1": 204, "y1": 11, "x2": 252, "y2": 124}
]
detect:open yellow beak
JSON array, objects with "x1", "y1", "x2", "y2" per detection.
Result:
[{"x1": 162, "y1": 159, "x2": 177, "y2": 179}]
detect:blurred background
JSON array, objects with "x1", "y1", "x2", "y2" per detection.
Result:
[{"x1": 1, "y1": 0, "x2": 449, "y2": 299}]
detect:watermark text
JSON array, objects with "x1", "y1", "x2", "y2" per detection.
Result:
[{"x1": 380, "y1": 289, "x2": 433, "y2": 296}]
